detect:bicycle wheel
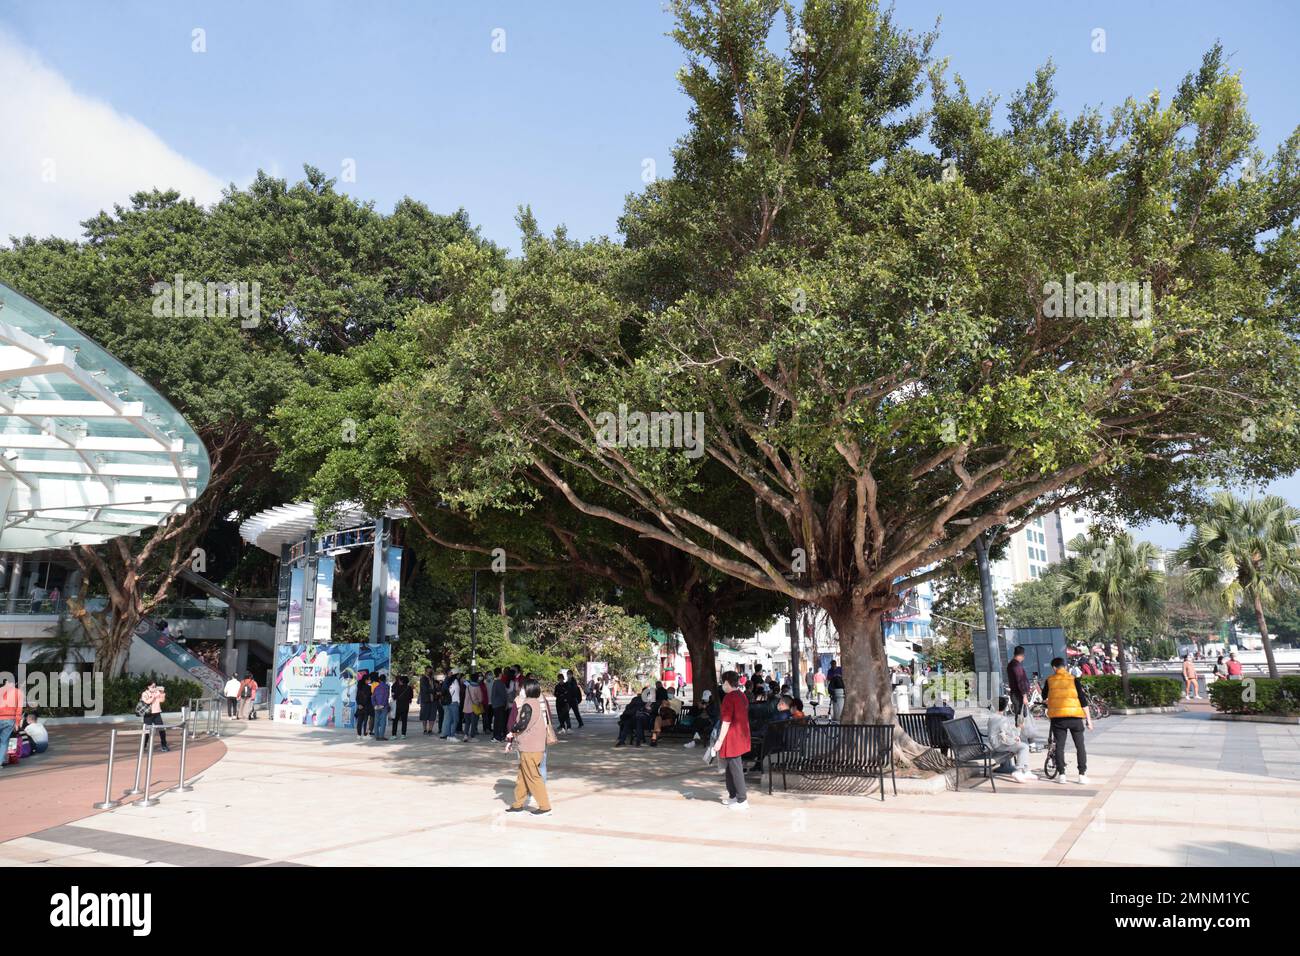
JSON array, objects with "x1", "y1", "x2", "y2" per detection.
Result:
[
  {"x1": 1043, "y1": 750, "x2": 1057, "y2": 779},
  {"x1": 1094, "y1": 699, "x2": 1111, "y2": 719}
]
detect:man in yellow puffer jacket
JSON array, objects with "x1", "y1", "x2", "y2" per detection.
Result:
[{"x1": 1045, "y1": 657, "x2": 1094, "y2": 785}]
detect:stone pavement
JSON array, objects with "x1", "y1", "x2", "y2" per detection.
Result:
[{"x1": 2, "y1": 708, "x2": 1296, "y2": 867}]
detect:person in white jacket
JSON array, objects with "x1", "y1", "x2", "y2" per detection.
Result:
[{"x1": 223, "y1": 675, "x2": 241, "y2": 718}]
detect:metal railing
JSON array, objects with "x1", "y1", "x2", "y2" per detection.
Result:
[
  {"x1": 186, "y1": 696, "x2": 227, "y2": 737},
  {"x1": 92, "y1": 707, "x2": 199, "y2": 810}
]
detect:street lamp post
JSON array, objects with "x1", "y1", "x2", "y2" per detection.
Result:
[{"x1": 470, "y1": 570, "x2": 479, "y2": 669}]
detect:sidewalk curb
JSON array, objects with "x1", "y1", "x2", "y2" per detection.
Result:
[{"x1": 1209, "y1": 713, "x2": 1300, "y2": 725}]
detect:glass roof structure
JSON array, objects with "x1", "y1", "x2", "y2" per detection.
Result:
[{"x1": 0, "y1": 282, "x2": 210, "y2": 551}]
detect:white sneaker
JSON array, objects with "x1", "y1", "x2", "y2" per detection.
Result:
[
  {"x1": 1077, "y1": 774, "x2": 1090, "y2": 785},
  {"x1": 1011, "y1": 770, "x2": 1034, "y2": 784},
  {"x1": 727, "y1": 800, "x2": 750, "y2": 811},
  {"x1": 1055, "y1": 772, "x2": 1067, "y2": 784},
  {"x1": 720, "y1": 796, "x2": 734, "y2": 806}
]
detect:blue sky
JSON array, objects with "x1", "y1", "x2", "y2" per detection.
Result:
[{"x1": 1, "y1": 0, "x2": 1297, "y2": 544}]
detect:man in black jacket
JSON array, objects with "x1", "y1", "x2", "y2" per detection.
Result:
[{"x1": 1007, "y1": 646, "x2": 1032, "y2": 722}]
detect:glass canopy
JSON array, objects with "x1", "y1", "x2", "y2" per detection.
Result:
[{"x1": 0, "y1": 281, "x2": 210, "y2": 551}]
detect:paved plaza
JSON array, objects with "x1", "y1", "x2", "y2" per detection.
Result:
[{"x1": 3, "y1": 706, "x2": 1297, "y2": 867}]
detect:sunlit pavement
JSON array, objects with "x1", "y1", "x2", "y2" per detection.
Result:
[{"x1": 2, "y1": 707, "x2": 1296, "y2": 867}]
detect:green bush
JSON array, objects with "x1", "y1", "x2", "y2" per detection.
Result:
[
  {"x1": 1209, "y1": 677, "x2": 1300, "y2": 716},
  {"x1": 1081, "y1": 674, "x2": 1182, "y2": 707},
  {"x1": 100, "y1": 673, "x2": 205, "y2": 716}
]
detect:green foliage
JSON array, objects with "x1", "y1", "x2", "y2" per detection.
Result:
[
  {"x1": 1001, "y1": 577, "x2": 1064, "y2": 629},
  {"x1": 524, "y1": 602, "x2": 654, "y2": 679},
  {"x1": 925, "y1": 631, "x2": 974, "y2": 673},
  {"x1": 100, "y1": 674, "x2": 205, "y2": 717},
  {"x1": 1175, "y1": 492, "x2": 1300, "y2": 677},
  {"x1": 379, "y1": 0, "x2": 1300, "y2": 725},
  {"x1": 1080, "y1": 674, "x2": 1182, "y2": 708},
  {"x1": 1209, "y1": 677, "x2": 1300, "y2": 715}
]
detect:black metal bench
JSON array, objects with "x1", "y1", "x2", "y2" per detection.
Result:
[
  {"x1": 659, "y1": 704, "x2": 699, "y2": 737},
  {"x1": 896, "y1": 712, "x2": 951, "y2": 755},
  {"x1": 941, "y1": 716, "x2": 997, "y2": 792},
  {"x1": 765, "y1": 722, "x2": 896, "y2": 801}
]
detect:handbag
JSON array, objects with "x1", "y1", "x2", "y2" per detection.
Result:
[
  {"x1": 544, "y1": 698, "x2": 558, "y2": 745},
  {"x1": 135, "y1": 700, "x2": 150, "y2": 718}
]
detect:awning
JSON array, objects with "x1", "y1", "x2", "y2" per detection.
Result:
[{"x1": 0, "y1": 283, "x2": 210, "y2": 551}]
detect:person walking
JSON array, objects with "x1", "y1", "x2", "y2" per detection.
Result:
[
  {"x1": 600, "y1": 679, "x2": 613, "y2": 714},
  {"x1": 554, "y1": 673, "x2": 571, "y2": 731},
  {"x1": 354, "y1": 671, "x2": 373, "y2": 738},
  {"x1": 506, "y1": 679, "x2": 552, "y2": 816},
  {"x1": 223, "y1": 673, "x2": 241, "y2": 719},
  {"x1": 139, "y1": 680, "x2": 170, "y2": 752},
  {"x1": 1182, "y1": 654, "x2": 1200, "y2": 700},
  {"x1": 0, "y1": 676, "x2": 24, "y2": 771},
  {"x1": 238, "y1": 672, "x2": 259, "y2": 721},
  {"x1": 707, "y1": 671, "x2": 751, "y2": 810},
  {"x1": 393, "y1": 675, "x2": 413, "y2": 738},
  {"x1": 1044, "y1": 657, "x2": 1093, "y2": 785},
  {"x1": 372, "y1": 674, "x2": 391, "y2": 740},
  {"x1": 418, "y1": 668, "x2": 436, "y2": 735},
  {"x1": 440, "y1": 669, "x2": 462, "y2": 741},
  {"x1": 1226, "y1": 652, "x2": 1244, "y2": 677},
  {"x1": 565, "y1": 672, "x2": 585, "y2": 728}
]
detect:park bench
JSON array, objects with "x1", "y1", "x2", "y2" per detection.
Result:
[
  {"x1": 659, "y1": 704, "x2": 700, "y2": 737},
  {"x1": 764, "y1": 722, "x2": 897, "y2": 801},
  {"x1": 896, "y1": 711, "x2": 951, "y2": 755},
  {"x1": 941, "y1": 716, "x2": 998, "y2": 792}
]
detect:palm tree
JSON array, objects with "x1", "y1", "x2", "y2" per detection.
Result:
[
  {"x1": 1053, "y1": 531, "x2": 1165, "y2": 703},
  {"x1": 1174, "y1": 492, "x2": 1300, "y2": 679}
]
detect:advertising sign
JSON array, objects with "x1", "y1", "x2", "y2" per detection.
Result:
[
  {"x1": 285, "y1": 566, "x2": 305, "y2": 642},
  {"x1": 384, "y1": 546, "x2": 402, "y2": 640},
  {"x1": 312, "y1": 556, "x2": 335, "y2": 643},
  {"x1": 273, "y1": 642, "x2": 391, "y2": 728}
]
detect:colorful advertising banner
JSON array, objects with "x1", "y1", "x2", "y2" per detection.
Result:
[
  {"x1": 285, "y1": 566, "x2": 305, "y2": 643},
  {"x1": 312, "y1": 556, "x2": 335, "y2": 643},
  {"x1": 384, "y1": 546, "x2": 402, "y2": 640},
  {"x1": 273, "y1": 642, "x2": 391, "y2": 728}
]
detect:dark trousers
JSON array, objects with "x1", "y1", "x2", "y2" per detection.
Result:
[
  {"x1": 482, "y1": 706, "x2": 494, "y2": 734},
  {"x1": 1050, "y1": 717, "x2": 1087, "y2": 774},
  {"x1": 356, "y1": 707, "x2": 372, "y2": 736},
  {"x1": 393, "y1": 707, "x2": 409, "y2": 736},
  {"x1": 492, "y1": 705, "x2": 509, "y2": 740},
  {"x1": 226, "y1": 696, "x2": 238, "y2": 717},
  {"x1": 143, "y1": 711, "x2": 168, "y2": 749},
  {"x1": 571, "y1": 701, "x2": 584, "y2": 727},
  {"x1": 633, "y1": 711, "x2": 650, "y2": 744},
  {"x1": 556, "y1": 703, "x2": 571, "y2": 729},
  {"x1": 723, "y1": 755, "x2": 747, "y2": 803}
]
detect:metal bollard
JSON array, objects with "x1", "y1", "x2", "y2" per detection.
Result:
[
  {"x1": 138, "y1": 725, "x2": 160, "y2": 807},
  {"x1": 125, "y1": 725, "x2": 148, "y2": 795},
  {"x1": 93, "y1": 729, "x2": 121, "y2": 809},
  {"x1": 178, "y1": 710, "x2": 193, "y2": 792}
]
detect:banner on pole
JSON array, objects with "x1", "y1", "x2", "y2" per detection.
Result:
[
  {"x1": 384, "y1": 546, "x2": 402, "y2": 640},
  {"x1": 285, "y1": 566, "x2": 305, "y2": 642},
  {"x1": 312, "y1": 557, "x2": 335, "y2": 643}
]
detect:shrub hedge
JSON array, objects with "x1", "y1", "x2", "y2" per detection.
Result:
[
  {"x1": 36, "y1": 673, "x2": 206, "y2": 718},
  {"x1": 1080, "y1": 674, "x2": 1183, "y2": 707},
  {"x1": 1209, "y1": 677, "x2": 1300, "y2": 716}
]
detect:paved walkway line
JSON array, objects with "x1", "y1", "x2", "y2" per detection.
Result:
[
  {"x1": 29, "y1": 824, "x2": 267, "y2": 867},
  {"x1": 1040, "y1": 758, "x2": 1136, "y2": 865}
]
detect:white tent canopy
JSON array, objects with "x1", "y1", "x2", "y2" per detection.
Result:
[{"x1": 0, "y1": 283, "x2": 209, "y2": 551}]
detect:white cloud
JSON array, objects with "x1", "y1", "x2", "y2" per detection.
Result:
[{"x1": 0, "y1": 29, "x2": 225, "y2": 243}]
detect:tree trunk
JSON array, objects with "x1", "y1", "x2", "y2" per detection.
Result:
[
  {"x1": 1252, "y1": 592, "x2": 1280, "y2": 679},
  {"x1": 499, "y1": 577, "x2": 509, "y2": 643},
  {"x1": 676, "y1": 603, "x2": 717, "y2": 706},
  {"x1": 826, "y1": 595, "x2": 930, "y2": 765},
  {"x1": 1114, "y1": 627, "x2": 1131, "y2": 704}
]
